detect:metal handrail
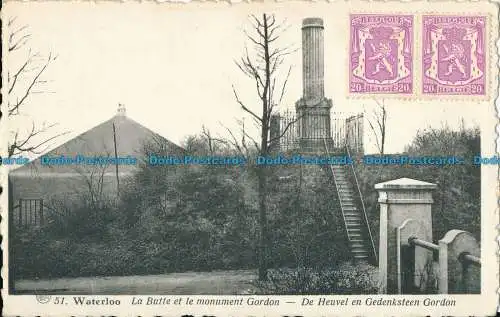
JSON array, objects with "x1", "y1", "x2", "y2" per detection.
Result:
[
  {"x1": 460, "y1": 253, "x2": 481, "y2": 266},
  {"x1": 409, "y1": 237, "x2": 439, "y2": 252},
  {"x1": 323, "y1": 139, "x2": 352, "y2": 246},
  {"x1": 409, "y1": 238, "x2": 481, "y2": 267},
  {"x1": 345, "y1": 143, "x2": 378, "y2": 263}
]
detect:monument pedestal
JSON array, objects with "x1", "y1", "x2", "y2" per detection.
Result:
[
  {"x1": 374, "y1": 178, "x2": 437, "y2": 294},
  {"x1": 295, "y1": 97, "x2": 333, "y2": 152}
]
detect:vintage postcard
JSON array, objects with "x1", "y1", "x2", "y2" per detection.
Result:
[{"x1": 1, "y1": 1, "x2": 499, "y2": 316}]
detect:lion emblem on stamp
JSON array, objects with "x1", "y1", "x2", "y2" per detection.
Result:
[
  {"x1": 350, "y1": 14, "x2": 413, "y2": 94},
  {"x1": 422, "y1": 16, "x2": 486, "y2": 95}
]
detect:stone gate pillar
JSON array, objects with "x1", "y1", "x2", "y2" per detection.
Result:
[
  {"x1": 269, "y1": 114, "x2": 281, "y2": 152},
  {"x1": 375, "y1": 178, "x2": 437, "y2": 294}
]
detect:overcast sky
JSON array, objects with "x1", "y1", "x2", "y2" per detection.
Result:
[{"x1": 3, "y1": 1, "x2": 496, "y2": 158}]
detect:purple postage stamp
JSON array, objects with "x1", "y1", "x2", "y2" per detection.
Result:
[
  {"x1": 422, "y1": 16, "x2": 486, "y2": 96},
  {"x1": 350, "y1": 14, "x2": 413, "y2": 95}
]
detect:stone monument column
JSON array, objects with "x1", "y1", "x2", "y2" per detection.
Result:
[
  {"x1": 302, "y1": 18, "x2": 325, "y2": 102},
  {"x1": 296, "y1": 17, "x2": 333, "y2": 152}
]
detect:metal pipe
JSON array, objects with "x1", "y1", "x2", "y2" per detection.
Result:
[
  {"x1": 408, "y1": 237, "x2": 439, "y2": 252},
  {"x1": 460, "y1": 252, "x2": 481, "y2": 266}
]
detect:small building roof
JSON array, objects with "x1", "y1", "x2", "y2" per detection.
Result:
[
  {"x1": 10, "y1": 107, "x2": 183, "y2": 177},
  {"x1": 374, "y1": 177, "x2": 437, "y2": 190}
]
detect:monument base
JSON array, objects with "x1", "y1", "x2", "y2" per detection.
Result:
[
  {"x1": 299, "y1": 137, "x2": 340, "y2": 154},
  {"x1": 295, "y1": 97, "x2": 333, "y2": 154}
]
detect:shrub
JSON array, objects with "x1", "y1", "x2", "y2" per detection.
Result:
[
  {"x1": 355, "y1": 125, "x2": 481, "y2": 244},
  {"x1": 253, "y1": 262, "x2": 378, "y2": 295}
]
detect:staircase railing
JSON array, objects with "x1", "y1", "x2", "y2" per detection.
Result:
[
  {"x1": 344, "y1": 144, "x2": 378, "y2": 263},
  {"x1": 323, "y1": 139, "x2": 352, "y2": 246}
]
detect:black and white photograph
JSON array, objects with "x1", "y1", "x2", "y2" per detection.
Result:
[{"x1": 2, "y1": 1, "x2": 498, "y2": 316}]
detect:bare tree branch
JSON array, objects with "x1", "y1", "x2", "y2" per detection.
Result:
[
  {"x1": 278, "y1": 65, "x2": 292, "y2": 105},
  {"x1": 244, "y1": 29, "x2": 265, "y2": 49},
  {"x1": 267, "y1": 113, "x2": 303, "y2": 145},
  {"x1": 232, "y1": 85, "x2": 263, "y2": 124},
  {"x1": 8, "y1": 55, "x2": 30, "y2": 94},
  {"x1": 8, "y1": 52, "x2": 54, "y2": 116},
  {"x1": 9, "y1": 24, "x2": 31, "y2": 52},
  {"x1": 236, "y1": 118, "x2": 260, "y2": 150},
  {"x1": 9, "y1": 123, "x2": 70, "y2": 157},
  {"x1": 8, "y1": 16, "x2": 17, "y2": 27},
  {"x1": 365, "y1": 114, "x2": 382, "y2": 154},
  {"x1": 73, "y1": 150, "x2": 112, "y2": 210},
  {"x1": 201, "y1": 125, "x2": 227, "y2": 154},
  {"x1": 364, "y1": 98, "x2": 387, "y2": 154},
  {"x1": 219, "y1": 122, "x2": 245, "y2": 156},
  {"x1": 6, "y1": 18, "x2": 66, "y2": 158}
]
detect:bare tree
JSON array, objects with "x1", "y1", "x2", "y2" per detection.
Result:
[
  {"x1": 232, "y1": 13, "x2": 297, "y2": 280},
  {"x1": 365, "y1": 99, "x2": 387, "y2": 155},
  {"x1": 71, "y1": 147, "x2": 116, "y2": 211},
  {"x1": 219, "y1": 118, "x2": 258, "y2": 160},
  {"x1": 201, "y1": 125, "x2": 227, "y2": 155},
  {"x1": 79, "y1": 162, "x2": 110, "y2": 210},
  {"x1": 5, "y1": 17, "x2": 68, "y2": 157}
]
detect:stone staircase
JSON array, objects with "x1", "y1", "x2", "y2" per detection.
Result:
[{"x1": 328, "y1": 163, "x2": 376, "y2": 262}]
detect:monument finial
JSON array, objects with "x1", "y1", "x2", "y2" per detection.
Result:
[{"x1": 117, "y1": 103, "x2": 126, "y2": 117}]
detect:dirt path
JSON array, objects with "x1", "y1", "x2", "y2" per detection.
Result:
[{"x1": 14, "y1": 270, "x2": 258, "y2": 295}]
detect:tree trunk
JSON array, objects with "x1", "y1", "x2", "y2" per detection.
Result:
[
  {"x1": 258, "y1": 168, "x2": 268, "y2": 280},
  {"x1": 257, "y1": 13, "x2": 272, "y2": 282},
  {"x1": 233, "y1": 13, "x2": 292, "y2": 281}
]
